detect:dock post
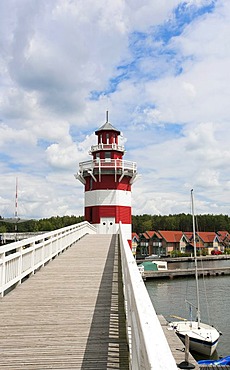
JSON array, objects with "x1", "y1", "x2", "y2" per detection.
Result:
[{"x1": 177, "y1": 335, "x2": 195, "y2": 369}]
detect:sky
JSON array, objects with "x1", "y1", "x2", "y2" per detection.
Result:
[{"x1": 0, "y1": 0, "x2": 230, "y2": 219}]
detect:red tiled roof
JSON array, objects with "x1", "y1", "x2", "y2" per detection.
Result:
[
  {"x1": 217, "y1": 231, "x2": 229, "y2": 242},
  {"x1": 184, "y1": 232, "x2": 193, "y2": 240},
  {"x1": 132, "y1": 232, "x2": 139, "y2": 241},
  {"x1": 190, "y1": 242, "x2": 205, "y2": 248},
  {"x1": 146, "y1": 230, "x2": 162, "y2": 239},
  {"x1": 158, "y1": 230, "x2": 183, "y2": 243},
  {"x1": 196, "y1": 231, "x2": 217, "y2": 243},
  {"x1": 140, "y1": 232, "x2": 150, "y2": 240}
]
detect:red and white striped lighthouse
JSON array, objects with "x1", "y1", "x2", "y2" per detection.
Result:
[{"x1": 75, "y1": 112, "x2": 137, "y2": 244}]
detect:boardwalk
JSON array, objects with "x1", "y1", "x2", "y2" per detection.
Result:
[{"x1": 0, "y1": 234, "x2": 129, "y2": 369}]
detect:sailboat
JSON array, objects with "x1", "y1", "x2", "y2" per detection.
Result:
[{"x1": 169, "y1": 189, "x2": 221, "y2": 356}]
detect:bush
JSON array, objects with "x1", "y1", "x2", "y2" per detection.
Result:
[
  {"x1": 170, "y1": 251, "x2": 191, "y2": 258},
  {"x1": 197, "y1": 248, "x2": 208, "y2": 256}
]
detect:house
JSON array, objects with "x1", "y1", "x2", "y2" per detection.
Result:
[
  {"x1": 189, "y1": 231, "x2": 222, "y2": 255},
  {"x1": 137, "y1": 228, "x2": 230, "y2": 257},
  {"x1": 157, "y1": 230, "x2": 188, "y2": 256},
  {"x1": 138, "y1": 230, "x2": 163, "y2": 257},
  {"x1": 138, "y1": 232, "x2": 150, "y2": 257},
  {"x1": 131, "y1": 232, "x2": 139, "y2": 257},
  {"x1": 183, "y1": 232, "x2": 194, "y2": 254},
  {"x1": 216, "y1": 231, "x2": 230, "y2": 251},
  {"x1": 145, "y1": 230, "x2": 163, "y2": 256}
]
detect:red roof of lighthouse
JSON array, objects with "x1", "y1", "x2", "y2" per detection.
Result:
[
  {"x1": 95, "y1": 121, "x2": 120, "y2": 135},
  {"x1": 95, "y1": 112, "x2": 120, "y2": 135}
]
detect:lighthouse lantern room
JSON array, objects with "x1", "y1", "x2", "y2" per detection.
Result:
[{"x1": 75, "y1": 112, "x2": 137, "y2": 244}]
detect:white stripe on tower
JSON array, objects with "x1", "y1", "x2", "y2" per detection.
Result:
[{"x1": 85, "y1": 190, "x2": 131, "y2": 207}]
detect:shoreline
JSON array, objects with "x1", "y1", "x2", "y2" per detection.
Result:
[{"x1": 137, "y1": 254, "x2": 230, "y2": 264}]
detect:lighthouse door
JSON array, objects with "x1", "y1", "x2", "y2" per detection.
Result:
[{"x1": 100, "y1": 217, "x2": 116, "y2": 234}]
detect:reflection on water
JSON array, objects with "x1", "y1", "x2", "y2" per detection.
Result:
[{"x1": 145, "y1": 260, "x2": 230, "y2": 359}]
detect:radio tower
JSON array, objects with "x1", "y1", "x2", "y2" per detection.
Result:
[{"x1": 15, "y1": 177, "x2": 18, "y2": 232}]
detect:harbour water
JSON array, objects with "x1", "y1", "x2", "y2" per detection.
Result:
[{"x1": 145, "y1": 259, "x2": 230, "y2": 360}]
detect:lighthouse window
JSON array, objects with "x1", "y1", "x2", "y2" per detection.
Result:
[
  {"x1": 106, "y1": 133, "x2": 109, "y2": 143},
  {"x1": 105, "y1": 151, "x2": 111, "y2": 162},
  {"x1": 90, "y1": 177, "x2": 93, "y2": 190}
]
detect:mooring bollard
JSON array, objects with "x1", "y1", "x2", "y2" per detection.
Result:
[{"x1": 177, "y1": 334, "x2": 195, "y2": 369}]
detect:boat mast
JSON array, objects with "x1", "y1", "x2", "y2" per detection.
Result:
[{"x1": 191, "y1": 189, "x2": 201, "y2": 328}]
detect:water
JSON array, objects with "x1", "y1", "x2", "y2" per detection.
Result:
[{"x1": 145, "y1": 259, "x2": 230, "y2": 359}]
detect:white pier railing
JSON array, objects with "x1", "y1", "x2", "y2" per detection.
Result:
[
  {"x1": 0, "y1": 221, "x2": 96, "y2": 297},
  {"x1": 119, "y1": 223, "x2": 178, "y2": 370}
]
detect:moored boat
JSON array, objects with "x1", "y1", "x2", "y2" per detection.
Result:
[
  {"x1": 198, "y1": 355, "x2": 230, "y2": 366},
  {"x1": 169, "y1": 190, "x2": 221, "y2": 356},
  {"x1": 139, "y1": 260, "x2": 168, "y2": 271},
  {"x1": 169, "y1": 320, "x2": 220, "y2": 356}
]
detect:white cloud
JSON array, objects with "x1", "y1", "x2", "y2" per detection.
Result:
[{"x1": 1, "y1": 0, "x2": 230, "y2": 220}]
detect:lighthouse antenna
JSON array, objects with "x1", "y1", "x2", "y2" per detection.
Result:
[{"x1": 106, "y1": 110, "x2": 109, "y2": 122}]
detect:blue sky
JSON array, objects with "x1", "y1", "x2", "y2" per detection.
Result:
[{"x1": 0, "y1": 0, "x2": 230, "y2": 219}]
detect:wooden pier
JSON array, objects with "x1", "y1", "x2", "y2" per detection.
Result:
[
  {"x1": 0, "y1": 234, "x2": 129, "y2": 369},
  {"x1": 0, "y1": 230, "x2": 216, "y2": 369},
  {"x1": 158, "y1": 315, "x2": 199, "y2": 369},
  {"x1": 144, "y1": 266, "x2": 230, "y2": 279}
]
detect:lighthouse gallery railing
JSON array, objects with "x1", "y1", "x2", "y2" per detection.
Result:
[
  {"x1": 119, "y1": 222, "x2": 178, "y2": 370},
  {"x1": 79, "y1": 158, "x2": 137, "y2": 173},
  {"x1": 90, "y1": 143, "x2": 125, "y2": 153}
]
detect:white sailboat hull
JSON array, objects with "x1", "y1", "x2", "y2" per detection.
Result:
[{"x1": 169, "y1": 320, "x2": 220, "y2": 356}]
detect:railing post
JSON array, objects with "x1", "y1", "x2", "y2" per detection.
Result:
[
  {"x1": 1, "y1": 253, "x2": 6, "y2": 297},
  {"x1": 31, "y1": 242, "x2": 35, "y2": 274},
  {"x1": 18, "y1": 245, "x2": 23, "y2": 284}
]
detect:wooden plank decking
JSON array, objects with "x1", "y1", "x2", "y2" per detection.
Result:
[{"x1": 0, "y1": 234, "x2": 129, "y2": 369}]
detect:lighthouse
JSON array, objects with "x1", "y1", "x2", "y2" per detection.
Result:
[{"x1": 75, "y1": 112, "x2": 137, "y2": 244}]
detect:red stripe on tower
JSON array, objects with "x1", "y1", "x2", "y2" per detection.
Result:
[{"x1": 75, "y1": 112, "x2": 137, "y2": 244}]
